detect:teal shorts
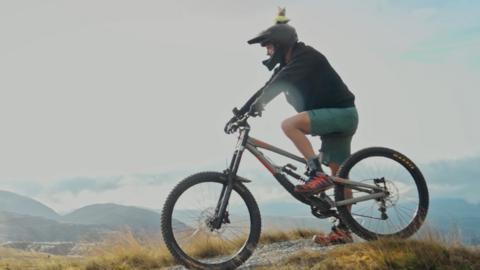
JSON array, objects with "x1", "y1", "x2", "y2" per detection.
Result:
[{"x1": 307, "y1": 107, "x2": 359, "y2": 166}]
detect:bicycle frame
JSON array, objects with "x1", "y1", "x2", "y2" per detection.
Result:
[{"x1": 212, "y1": 124, "x2": 388, "y2": 228}]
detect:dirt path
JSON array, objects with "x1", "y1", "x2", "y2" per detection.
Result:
[{"x1": 168, "y1": 239, "x2": 335, "y2": 269}]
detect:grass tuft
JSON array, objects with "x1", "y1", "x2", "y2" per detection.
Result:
[
  {"x1": 52, "y1": 228, "x2": 322, "y2": 269},
  {"x1": 260, "y1": 237, "x2": 480, "y2": 270},
  {"x1": 260, "y1": 228, "x2": 321, "y2": 244},
  {"x1": 84, "y1": 230, "x2": 173, "y2": 270}
]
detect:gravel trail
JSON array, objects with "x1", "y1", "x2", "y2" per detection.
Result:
[{"x1": 168, "y1": 239, "x2": 336, "y2": 269}]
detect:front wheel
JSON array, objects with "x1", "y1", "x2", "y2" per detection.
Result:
[
  {"x1": 335, "y1": 147, "x2": 429, "y2": 240},
  {"x1": 161, "y1": 172, "x2": 261, "y2": 270}
]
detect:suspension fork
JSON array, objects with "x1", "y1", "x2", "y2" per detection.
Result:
[{"x1": 212, "y1": 128, "x2": 249, "y2": 229}]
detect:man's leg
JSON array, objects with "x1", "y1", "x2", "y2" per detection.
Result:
[
  {"x1": 310, "y1": 162, "x2": 353, "y2": 244},
  {"x1": 309, "y1": 162, "x2": 354, "y2": 245},
  {"x1": 281, "y1": 112, "x2": 316, "y2": 160},
  {"x1": 282, "y1": 113, "x2": 334, "y2": 193},
  {"x1": 329, "y1": 163, "x2": 352, "y2": 208},
  {"x1": 282, "y1": 112, "x2": 353, "y2": 244},
  {"x1": 281, "y1": 111, "x2": 353, "y2": 200}
]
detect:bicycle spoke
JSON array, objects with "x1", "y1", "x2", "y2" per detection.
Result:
[
  {"x1": 392, "y1": 206, "x2": 408, "y2": 229},
  {"x1": 335, "y1": 148, "x2": 428, "y2": 240},
  {"x1": 396, "y1": 205, "x2": 416, "y2": 221},
  {"x1": 173, "y1": 227, "x2": 197, "y2": 234},
  {"x1": 168, "y1": 177, "x2": 255, "y2": 264},
  {"x1": 352, "y1": 212, "x2": 384, "y2": 220},
  {"x1": 226, "y1": 225, "x2": 250, "y2": 230},
  {"x1": 397, "y1": 204, "x2": 417, "y2": 214},
  {"x1": 175, "y1": 212, "x2": 202, "y2": 224},
  {"x1": 177, "y1": 228, "x2": 201, "y2": 244},
  {"x1": 226, "y1": 227, "x2": 246, "y2": 240}
]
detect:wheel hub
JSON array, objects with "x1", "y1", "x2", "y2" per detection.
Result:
[
  {"x1": 383, "y1": 179, "x2": 400, "y2": 208},
  {"x1": 199, "y1": 207, "x2": 227, "y2": 234}
]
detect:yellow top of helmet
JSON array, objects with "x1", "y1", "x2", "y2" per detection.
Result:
[{"x1": 274, "y1": 7, "x2": 290, "y2": 24}]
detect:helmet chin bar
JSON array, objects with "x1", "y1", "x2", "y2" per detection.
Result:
[
  {"x1": 262, "y1": 58, "x2": 277, "y2": 71},
  {"x1": 262, "y1": 46, "x2": 287, "y2": 71}
]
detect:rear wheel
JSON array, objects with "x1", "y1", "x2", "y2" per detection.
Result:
[
  {"x1": 335, "y1": 147, "x2": 429, "y2": 240},
  {"x1": 161, "y1": 172, "x2": 261, "y2": 270}
]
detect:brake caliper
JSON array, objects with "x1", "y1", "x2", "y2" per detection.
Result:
[{"x1": 223, "y1": 211, "x2": 231, "y2": 224}]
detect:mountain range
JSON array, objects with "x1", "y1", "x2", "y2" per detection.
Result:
[
  {"x1": 0, "y1": 190, "x2": 170, "y2": 242},
  {"x1": 0, "y1": 188, "x2": 478, "y2": 245}
]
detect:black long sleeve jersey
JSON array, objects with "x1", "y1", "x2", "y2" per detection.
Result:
[{"x1": 239, "y1": 42, "x2": 355, "y2": 115}]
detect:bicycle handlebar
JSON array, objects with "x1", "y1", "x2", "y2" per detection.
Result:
[
  {"x1": 229, "y1": 114, "x2": 250, "y2": 133},
  {"x1": 225, "y1": 107, "x2": 260, "y2": 134}
]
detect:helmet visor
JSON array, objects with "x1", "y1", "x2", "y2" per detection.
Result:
[{"x1": 247, "y1": 31, "x2": 271, "y2": 46}]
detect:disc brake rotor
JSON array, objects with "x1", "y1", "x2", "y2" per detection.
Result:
[
  {"x1": 199, "y1": 207, "x2": 227, "y2": 235},
  {"x1": 383, "y1": 179, "x2": 400, "y2": 208}
]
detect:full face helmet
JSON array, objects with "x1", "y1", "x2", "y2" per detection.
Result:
[{"x1": 247, "y1": 23, "x2": 298, "y2": 70}]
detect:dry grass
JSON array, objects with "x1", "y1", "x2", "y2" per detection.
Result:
[
  {"x1": 260, "y1": 228, "x2": 321, "y2": 244},
  {"x1": 0, "y1": 247, "x2": 84, "y2": 270},
  {"x1": 0, "y1": 228, "x2": 322, "y2": 270},
  {"x1": 1, "y1": 228, "x2": 479, "y2": 270},
  {"x1": 83, "y1": 230, "x2": 173, "y2": 270},
  {"x1": 259, "y1": 237, "x2": 480, "y2": 270},
  {"x1": 84, "y1": 228, "x2": 323, "y2": 269}
]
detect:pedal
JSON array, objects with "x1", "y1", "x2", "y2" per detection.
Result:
[{"x1": 311, "y1": 208, "x2": 338, "y2": 219}]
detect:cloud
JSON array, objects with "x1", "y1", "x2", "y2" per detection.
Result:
[
  {"x1": 46, "y1": 169, "x2": 194, "y2": 195},
  {"x1": 49, "y1": 176, "x2": 122, "y2": 195},
  {"x1": 401, "y1": 27, "x2": 480, "y2": 66},
  {"x1": 3, "y1": 152, "x2": 479, "y2": 214},
  {"x1": 420, "y1": 156, "x2": 480, "y2": 203}
]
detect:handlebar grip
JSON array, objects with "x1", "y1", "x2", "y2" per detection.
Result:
[{"x1": 232, "y1": 107, "x2": 240, "y2": 117}]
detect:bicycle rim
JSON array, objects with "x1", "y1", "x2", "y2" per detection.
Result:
[
  {"x1": 169, "y1": 180, "x2": 253, "y2": 264},
  {"x1": 337, "y1": 149, "x2": 427, "y2": 237}
]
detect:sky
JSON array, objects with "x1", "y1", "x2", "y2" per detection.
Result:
[{"x1": 0, "y1": 1, "x2": 479, "y2": 212}]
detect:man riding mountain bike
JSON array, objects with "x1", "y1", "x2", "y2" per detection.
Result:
[{"x1": 226, "y1": 9, "x2": 359, "y2": 245}]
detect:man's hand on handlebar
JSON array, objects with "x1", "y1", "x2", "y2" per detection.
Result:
[
  {"x1": 248, "y1": 101, "x2": 264, "y2": 117},
  {"x1": 224, "y1": 104, "x2": 263, "y2": 134},
  {"x1": 224, "y1": 115, "x2": 240, "y2": 134},
  {"x1": 224, "y1": 107, "x2": 244, "y2": 134}
]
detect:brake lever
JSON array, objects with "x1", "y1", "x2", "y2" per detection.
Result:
[{"x1": 229, "y1": 123, "x2": 239, "y2": 134}]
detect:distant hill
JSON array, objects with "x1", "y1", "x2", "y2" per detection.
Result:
[
  {"x1": 0, "y1": 190, "x2": 59, "y2": 220},
  {"x1": 260, "y1": 198, "x2": 480, "y2": 244},
  {"x1": 428, "y1": 198, "x2": 480, "y2": 218},
  {"x1": 0, "y1": 188, "x2": 478, "y2": 245},
  {"x1": 0, "y1": 211, "x2": 110, "y2": 242},
  {"x1": 426, "y1": 198, "x2": 480, "y2": 244},
  {"x1": 0, "y1": 190, "x2": 190, "y2": 243},
  {"x1": 62, "y1": 203, "x2": 184, "y2": 233},
  {"x1": 421, "y1": 156, "x2": 480, "y2": 203}
]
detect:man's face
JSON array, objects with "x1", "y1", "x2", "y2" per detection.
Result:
[{"x1": 265, "y1": 44, "x2": 275, "y2": 57}]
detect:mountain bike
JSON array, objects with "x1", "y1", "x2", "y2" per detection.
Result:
[{"x1": 161, "y1": 109, "x2": 429, "y2": 270}]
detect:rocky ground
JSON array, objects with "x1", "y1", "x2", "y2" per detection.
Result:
[{"x1": 168, "y1": 238, "x2": 337, "y2": 269}]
